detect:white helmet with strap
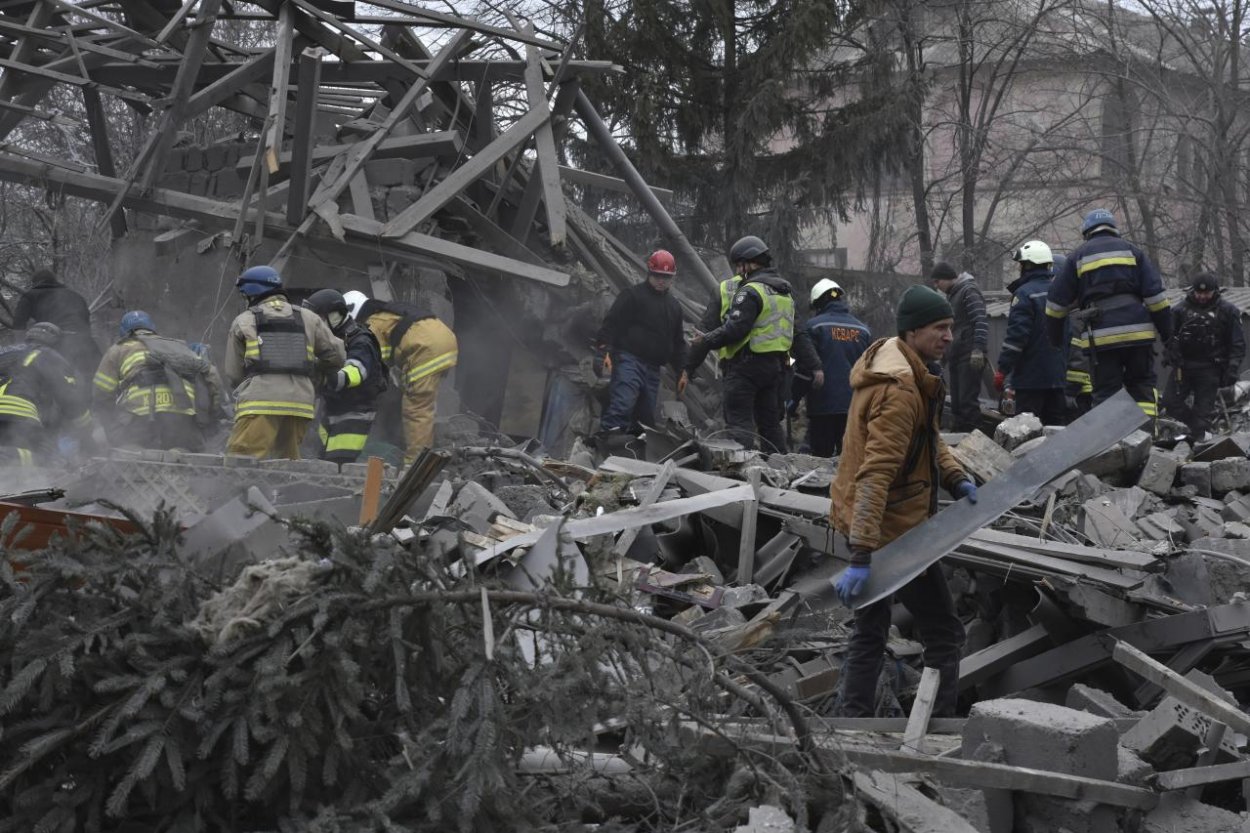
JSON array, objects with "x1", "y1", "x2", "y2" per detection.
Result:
[
  {"x1": 810, "y1": 277, "x2": 844, "y2": 305},
  {"x1": 343, "y1": 290, "x2": 369, "y2": 320},
  {"x1": 1012, "y1": 240, "x2": 1053, "y2": 266}
]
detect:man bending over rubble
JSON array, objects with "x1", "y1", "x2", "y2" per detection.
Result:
[{"x1": 828, "y1": 284, "x2": 977, "y2": 717}]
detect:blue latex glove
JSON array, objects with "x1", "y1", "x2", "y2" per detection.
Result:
[
  {"x1": 57, "y1": 436, "x2": 80, "y2": 458},
  {"x1": 955, "y1": 480, "x2": 978, "y2": 503},
  {"x1": 834, "y1": 565, "x2": 871, "y2": 607}
]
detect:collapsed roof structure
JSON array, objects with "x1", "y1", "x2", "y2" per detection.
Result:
[{"x1": 0, "y1": 0, "x2": 721, "y2": 444}]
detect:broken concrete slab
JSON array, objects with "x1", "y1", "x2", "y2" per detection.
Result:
[
  {"x1": 1065, "y1": 684, "x2": 1138, "y2": 720},
  {"x1": 993, "y1": 412, "x2": 1043, "y2": 452},
  {"x1": 1138, "y1": 446, "x2": 1182, "y2": 496},
  {"x1": 1179, "y1": 462, "x2": 1213, "y2": 498},
  {"x1": 733, "y1": 804, "x2": 796, "y2": 833},
  {"x1": 962, "y1": 699, "x2": 1119, "y2": 781},
  {"x1": 181, "y1": 486, "x2": 287, "y2": 583},
  {"x1": 1142, "y1": 792, "x2": 1250, "y2": 833},
  {"x1": 1117, "y1": 746, "x2": 1153, "y2": 787},
  {"x1": 448, "y1": 480, "x2": 516, "y2": 534},
  {"x1": 951, "y1": 430, "x2": 1014, "y2": 483},
  {"x1": 1082, "y1": 497, "x2": 1142, "y2": 548},
  {"x1": 1212, "y1": 457, "x2": 1250, "y2": 495}
]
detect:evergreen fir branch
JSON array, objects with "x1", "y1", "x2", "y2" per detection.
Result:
[
  {"x1": 244, "y1": 735, "x2": 289, "y2": 801},
  {"x1": 0, "y1": 657, "x2": 46, "y2": 716}
]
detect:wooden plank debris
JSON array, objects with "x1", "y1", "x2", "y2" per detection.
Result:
[
  {"x1": 1111, "y1": 641, "x2": 1250, "y2": 735},
  {"x1": 1157, "y1": 758, "x2": 1250, "y2": 791},
  {"x1": 902, "y1": 667, "x2": 941, "y2": 754},
  {"x1": 852, "y1": 771, "x2": 981, "y2": 833}
]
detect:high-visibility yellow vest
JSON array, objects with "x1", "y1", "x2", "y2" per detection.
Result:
[
  {"x1": 720, "y1": 280, "x2": 795, "y2": 359},
  {"x1": 716, "y1": 277, "x2": 743, "y2": 359}
]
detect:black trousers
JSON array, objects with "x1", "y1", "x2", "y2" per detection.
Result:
[
  {"x1": 1090, "y1": 345, "x2": 1157, "y2": 417},
  {"x1": 808, "y1": 413, "x2": 848, "y2": 457},
  {"x1": 1162, "y1": 363, "x2": 1223, "y2": 436},
  {"x1": 837, "y1": 564, "x2": 965, "y2": 718},
  {"x1": 1014, "y1": 388, "x2": 1068, "y2": 426},
  {"x1": 947, "y1": 357, "x2": 982, "y2": 431},
  {"x1": 722, "y1": 354, "x2": 787, "y2": 452}
]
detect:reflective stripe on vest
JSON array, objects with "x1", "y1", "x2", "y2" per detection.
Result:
[
  {"x1": 716, "y1": 276, "x2": 743, "y2": 360},
  {"x1": 722, "y1": 282, "x2": 795, "y2": 359}
]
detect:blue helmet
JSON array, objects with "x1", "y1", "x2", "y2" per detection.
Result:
[
  {"x1": 119, "y1": 310, "x2": 155, "y2": 338},
  {"x1": 1081, "y1": 208, "x2": 1117, "y2": 238},
  {"x1": 236, "y1": 265, "x2": 283, "y2": 297}
]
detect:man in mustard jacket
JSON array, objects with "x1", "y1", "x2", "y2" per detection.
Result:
[
  {"x1": 828, "y1": 285, "x2": 976, "y2": 717},
  {"x1": 225, "y1": 266, "x2": 345, "y2": 459}
]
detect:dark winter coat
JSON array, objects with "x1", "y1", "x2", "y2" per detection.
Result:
[
  {"x1": 688, "y1": 268, "x2": 819, "y2": 375},
  {"x1": 1168, "y1": 294, "x2": 1245, "y2": 378},
  {"x1": 944, "y1": 273, "x2": 988, "y2": 361},
  {"x1": 802, "y1": 299, "x2": 871, "y2": 415},
  {"x1": 997, "y1": 267, "x2": 1067, "y2": 390},
  {"x1": 595, "y1": 280, "x2": 687, "y2": 371}
]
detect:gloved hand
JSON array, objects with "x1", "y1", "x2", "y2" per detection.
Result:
[
  {"x1": 993, "y1": 370, "x2": 1006, "y2": 391},
  {"x1": 834, "y1": 564, "x2": 871, "y2": 607},
  {"x1": 57, "y1": 436, "x2": 80, "y2": 458},
  {"x1": 969, "y1": 349, "x2": 986, "y2": 372},
  {"x1": 812, "y1": 369, "x2": 825, "y2": 390},
  {"x1": 676, "y1": 370, "x2": 689, "y2": 396},
  {"x1": 330, "y1": 369, "x2": 348, "y2": 392},
  {"x1": 955, "y1": 479, "x2": 978, "y2": 503}
]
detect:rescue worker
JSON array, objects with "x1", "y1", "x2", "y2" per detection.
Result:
[
  {"x1": 792, "y1": 278, "x2": 871, "y2": 456},
  {"x1": 12, "y1": 268, "x2": 101, "y2": 382},
  {"x1": 303, "y1": 289, "x2": 387, "y2": 464},
  {"x1": 1162, "y1": 272, "x2": 1245, "y2": 438},
  {"x1": 343, "y1": 290, "x2": 458, "y2": 464},
  {"x1": 225, "y1": 266, "x2": 345, "y2": 459},
  {"x1": 829, "y1": 285, "x2": 975, "y2": 717},
  {"x1": 1052, "y1": 253, "x2": 1092, "y2": 417},
  {"x1": 930, "y1": 262, "x2": 988, "y2": 431},
  {"x1": 592, "y1": 249, "x2": 688, "y2": 434},
  {"x1": 993, "y1": 241, "x2": 1069, "y2": 425},
  {"x1": 0, "y1": 322, "x2": 91, "y2": 465},
  {"x1": 686, "y1": 235, "x2": 820, "y2": 452},
  {"x1": 1046, "y1": 208, "x2": 1171, "y2": 419},
  {"x1": 93, "y1": 310, "x2": 225, "y2": 452}
]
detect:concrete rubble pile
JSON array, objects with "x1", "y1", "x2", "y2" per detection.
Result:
[{"x1": 17, "y1": 396, "x2": 1250, "y2": 829}]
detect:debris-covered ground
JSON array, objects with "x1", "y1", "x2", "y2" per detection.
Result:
[{"x1": 10, "y1": 393, "x2": 1250, "y2": 831}]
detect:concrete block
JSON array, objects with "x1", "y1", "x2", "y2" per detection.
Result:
[
  {"x1": 1010, "y1": 435, "x2": 1046, "y2": 458},
  {"x1": 1137, "y1": 510, "x2": 1185, "y2": 542},
  {"x1": 1223, "y1": 521, "x2": 1250, "y2": 539},
  {"x1": 1016, "y1": 798, "x2": 1116, "y2": 833},
  {"x1": 961, "y1": 698, "x2": 1118, "y2": 780},
  {"x1": 1212, "y1": 457, "x2": 1250, "y2": 494},
  {"x1": 1121, "y1": 694, "x2": 1240, "y2": 770},
  {"x1": 1117, "y1": 745, "x2": 1153, "y2": 787},
  {"x1": 187, "y1": 170, "x2": 210, "y2": 195},
  {"x1": 1179, "y1": 462, "x2": 1213, "y2": 497},
  {"x1": 1221, "y1": 492, "x2": 1250, "y2": 523},
  {"x1": 1121, "y1": 429, "x2": 1154, "y2": 471},
  {"x1": 222, "y1": 454, "x2": 258, "y2": 468},
  {"x1": 958, "y1": 740, "x2": 1013, "y2": 833},
  {"x1": 1138, "y1": 446, "x2": 1182, "y2": 495},
  {"x1": 184, "y1": 146, "x2": 203, "y2": 171},
  {"x1": 935, "y1": 787, "x2": 995, "y2": 833},
  {"x1": 1176, "y1": 504, "x2": 1225, "y2": 542},
  {"x1": 1143, "y1": 793, "x2": 1250, "y2": 833},
  {"x1": 204, "y1": 144, "x2": 227, "y2": 170},
  {"x1": 1065, "y1": 684, "x2": 1136, "y2": 719},
  {"x1": 994, "y1": 412, "x2": 1043, "y2": 451},
  {"x1": 1078, "y1": 443, "x2": 1126, "y2": 479}
]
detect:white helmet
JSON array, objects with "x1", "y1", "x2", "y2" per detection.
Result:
[
  {"x1": 343, "y1": 290, "x2": 369, "y2": 320},
  {"x1": 1012, "y1": 240, "x2": 1053, "y2": 266},
  {"x1": 810, "y1": 277, "x2": 844, "y2": 305}
]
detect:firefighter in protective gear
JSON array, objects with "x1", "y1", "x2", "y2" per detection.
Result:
[
  {"x1": 348, "y1": 293, "x2": 458, "y2": 464},
  {"x1": 94, "y1": 311, "x2": 225, "y2": 452},
  {"x1": 224, "y1": 266, "x2": 345, "y2": 459},
  {"x1": 592, "y1": 249, "x2": 689, "y2": 434},
  {"x1": 303, "y1": 289, "x2": 387, "y2": 464},
  {"x1": 0, "y1": 322, "x2": 91, "y2": 465},
  {"x1": 686, "y1": 235, "x2": 820, "y2": 452},
  {"x1": 12, "y1": 268, "x2": 101, "y2": 383},
  {"x1": 1054, "y1": 253, "x2": 1092, "y2": 417},
  {"x1": 930, "y1": 262, "x2": 989, "y2": 431},
  {"x1": 995, "y1": 241, "x2": 1069, "y2": 425},
  {"x1": 1046, "y1": 208, "x2": 1171, "y2": 419},
  {"x1": 1162, "y1": 272, "x2": 1245, "y2": 437},
  {"x1": 791, "y1": 278, "x2": 871, "y2": 456}
]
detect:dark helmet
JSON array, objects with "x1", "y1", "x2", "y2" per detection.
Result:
[
  {"x1": 1081, "y1": 208, "x2": 1117, "y2": 238},
  {"x1": 303, "y1": 288, "x2": 349, "y2": 332},
  {"x1": 25, "y1": 321, "x2": 61, "y2": 347},
  {"x1": 1191, "y1": 271, "x2": 1220, "y2": 294},
  {"x1": 119, "y1": 310, "x2": 155, "y2": 339},
  {"x1": 729, "y1": 235, "x2": 769, "y2": 265},
  {"x1": 236, "y1": 265, "x2": 283, "y2": 298}
]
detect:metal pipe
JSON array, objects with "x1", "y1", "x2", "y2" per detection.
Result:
[{"x1": 573, "y1": 89, "x2": 718, "y2": 295}]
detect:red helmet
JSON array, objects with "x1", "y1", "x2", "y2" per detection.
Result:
[{"x1": 647, "y1": 249, "x2": 677, "y2": 276}]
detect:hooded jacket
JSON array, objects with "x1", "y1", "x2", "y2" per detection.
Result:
[
  {"x1": 997, "y1": 266, "x2": 1067, "y2": 390},
  {"x1": 943, "y1": 272, "x2": 988, "y2": 361},
  {"x1": 829, "y1": 337, "x2": 967, "y2": 556}
]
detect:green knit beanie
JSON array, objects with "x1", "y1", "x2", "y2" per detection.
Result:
[{"x1": 896, "y1": 284, "x2": 954, "y2": 334}]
